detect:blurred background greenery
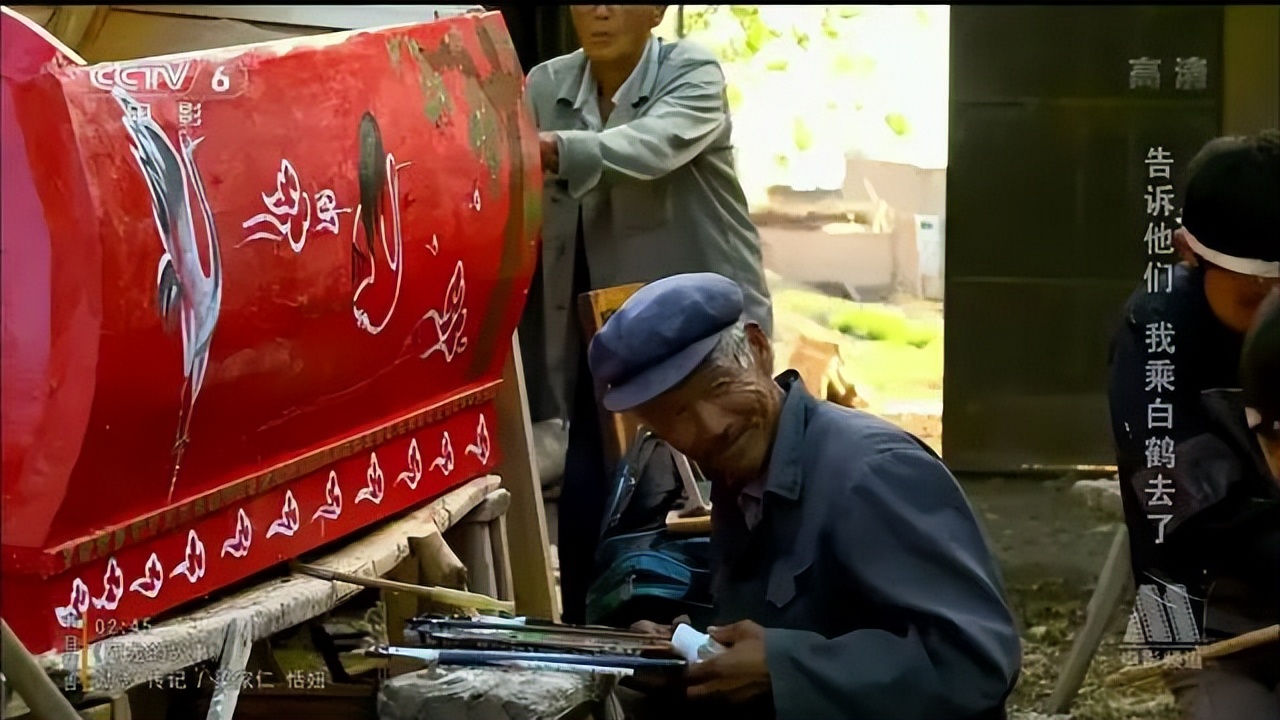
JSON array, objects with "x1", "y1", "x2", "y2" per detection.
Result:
[{"x1": 655, "y1": 5, "x2": 950, "y2": 209}]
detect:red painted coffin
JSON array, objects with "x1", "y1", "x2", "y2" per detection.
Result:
[{"x1": 0, "y1": 7, "x2": 540, "y2": 654}]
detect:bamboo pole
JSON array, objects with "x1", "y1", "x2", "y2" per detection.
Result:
[
  {"x1": 291, "y1": 562, "x2": 515, "y2": 615},
  {"x1": 1104, "y1": 623, "x2": 1280, "y2": 689},
  {"x1": 0, "y1": 619, "x2": 82, "y2": 720}
]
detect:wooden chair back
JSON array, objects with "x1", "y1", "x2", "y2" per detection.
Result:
[{"x1": 575, "y1": 283, "x2": 645, "y2": 472}]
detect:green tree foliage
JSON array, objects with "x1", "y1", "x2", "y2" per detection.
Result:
[{"x1": 678, "y1": 5, "x2": 905, "y2": 155}]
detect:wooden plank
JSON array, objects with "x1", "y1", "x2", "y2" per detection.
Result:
[
  {"x1": 576, "y1": 283, "x2": 645, "y2": 470},
  {"x1": 7, "y1": 6, "x2": 57, "y2": 27},
  {"x1": 35, "y1": 476, "x2": 500, "y2": 696},
  {"x1": 44, "y1": 5, "x2": 107, "y2": 51},
  {"x1": 1047, "y1": 525, "x2": 1132, "y2": 713},
  {"x1": 75, "y1": 9, "x2": 309, "y2": 63},
  {"x1": 788, "y1": 334, "x2": 840, "y2": 398},
  {"x1": 407, "y1": 523, "x2": 468, "y2": 617},
  {"x1": 489, "y1": 515, "x2": 515, "y2": 603},
  {"x1": 465, "y1": 489, "x2": 511, "y2": 523},
  {"x1": 449, "y1": 490, "x2": 510, "y2": 599},
  {"x1": 449, "y1": 523, "x2": 497, "y2": 600},
  {"x1": 203, "y1": 618, "x2": 252, "y2": 720},
  {"x1": 494, "y1": 332, "x2": 558, "y2": 621}
]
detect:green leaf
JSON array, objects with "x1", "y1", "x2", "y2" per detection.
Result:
[
  {"x1": 831, "y1": 52, "x2": 855, "y2": 75},
  {"x1": 726, "y1": 83, "x2": 744, "y2": 111},
  {"x1": 744, "y1": 18, "x2": 772, "y2": 55},
  {"x1": 832, "y1": 52, "x2": 876, "y2": 78},
  {"x1": 792, "y1": 27, "x2": 811, "y2": 50},
  {"x1": 884, "y1": 112, "x2": 911, "y2": 136},
  {"x1": 684, "y1": 8, "x2": 713, "y2": 34},
  {"x1": 792, "y1": 118, "x2": 813, "y2": 152},
  {"x1": 765, "y1": 57, "x2": 789, "y2": 72}
]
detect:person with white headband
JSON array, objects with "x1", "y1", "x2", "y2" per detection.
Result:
[
  {"x1": 1174, "y1": 131, "x2": 1280, "y2": 331},
  {"x1": 1106, "y1": 130, "x2": 1280, "y2": 720}
]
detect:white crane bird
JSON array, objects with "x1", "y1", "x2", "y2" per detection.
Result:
[{"x1": 112, "y1": 88, "x2": 223, "y2": 502}]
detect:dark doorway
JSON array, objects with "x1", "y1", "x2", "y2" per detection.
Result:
[{"x1": 944, "y1": 5, "x2": 1224, "y2": 473}]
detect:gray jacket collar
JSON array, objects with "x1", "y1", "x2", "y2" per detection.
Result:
[
  {"x1": 555, "y1": 35, "x2": 663, "y2": 112},
  {"x1": 761, "y1": 370, "x2": 809, "y2": 502}
]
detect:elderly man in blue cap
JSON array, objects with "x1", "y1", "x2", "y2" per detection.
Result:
[{"x1": 589, "y1": 273, "x2": 1021, "y2": 720}]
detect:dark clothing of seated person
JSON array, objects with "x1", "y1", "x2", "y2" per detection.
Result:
[
  {"x1": 587, "y1": 273, "x2": 1022, "y2": 720},
  {"x1": 1106, "y1": 131, "x2": 1280, "y2": 720},
  {"x1": 1243, "y1": 288, "x2": 1280, "y2": 482}
]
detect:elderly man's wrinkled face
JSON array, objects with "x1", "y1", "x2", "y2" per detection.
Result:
[
  {"x1": 633, "y1": 325, "x2": 781, "y2": 487},
  {"x1": 570, "y1": 5, "x2": 666, "y2": 65}
]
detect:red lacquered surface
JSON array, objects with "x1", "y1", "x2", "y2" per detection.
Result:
[{"x1": 1, "y1": 7, "x2": 540, "y2": 654}]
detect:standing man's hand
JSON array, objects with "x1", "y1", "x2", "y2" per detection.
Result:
[
  {"x1": 685, "y1": 620, "x2": 771, "y2": 703},
  {"x1": 539, "y1": 132, "x2": 560, "y2": 175}
]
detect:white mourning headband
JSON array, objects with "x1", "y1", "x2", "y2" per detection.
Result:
[{"x1": 1181, "y1": 228, "x2": 1280, "y2": 278}]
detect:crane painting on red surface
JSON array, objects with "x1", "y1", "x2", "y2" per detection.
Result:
[
  {"x1": 351, "y1": 111, "x2": 410, "y2": 336},
  {"x1": 112, "y1": 88, "x2": 222, "y2": 503}
]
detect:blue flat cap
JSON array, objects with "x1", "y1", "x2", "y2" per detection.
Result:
[{"x1": 589, "y1": 273, "x2": 744, "y2": 412}]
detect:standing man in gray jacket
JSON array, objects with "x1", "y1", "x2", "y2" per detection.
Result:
[{"x1": 521, "y1": 5, "x2": 773, "y2": 622}]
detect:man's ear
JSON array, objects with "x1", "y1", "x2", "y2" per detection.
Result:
[
  {"x1": 745, "y1": 323, "x2": 773, "y2": 374},
  {"x1": 651, "y1": 6, "x2": 669, "y2": 29}
]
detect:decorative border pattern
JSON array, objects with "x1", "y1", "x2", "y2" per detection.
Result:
[
  {"x1": 35, "y1": 381, "x2": 499, "y2": 575},
  {"x1": 41, "y1": 404, "x2": 497, "y2": 650}
]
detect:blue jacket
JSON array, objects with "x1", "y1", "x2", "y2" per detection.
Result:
[{"x1": 708, "y1": 372, "x2": 1021, "y2": 720}]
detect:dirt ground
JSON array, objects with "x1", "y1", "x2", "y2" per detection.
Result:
[{"x1": 963, "y1": 478, "x2": 1175, "y2": 720}]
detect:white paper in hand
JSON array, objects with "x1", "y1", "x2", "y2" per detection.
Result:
[{"x1": 671, "y1": 623, "x2": 725, "y2": 664}]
